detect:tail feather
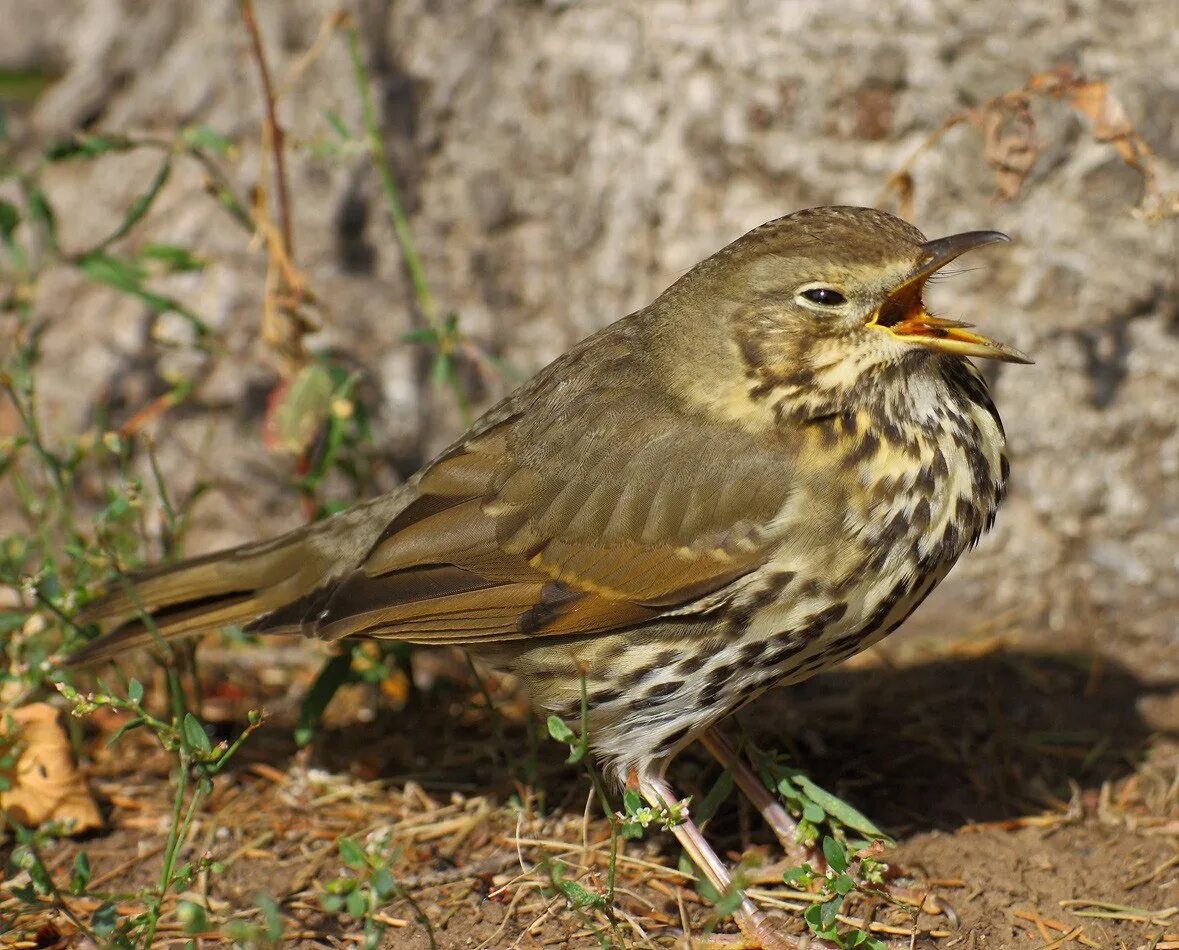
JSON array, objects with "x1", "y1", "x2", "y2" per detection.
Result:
[
  {"x1": 69, "y1": 534, "x2": 322, "y2": 666},
  {"x1": 65, "y1": 490, "x2": 417, "y2": 666}
]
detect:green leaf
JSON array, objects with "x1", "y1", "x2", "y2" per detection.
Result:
[
  {"x1": 70, "y1": 850, "x2": 90, "y2": 894},
  {"x1": 139, "y1": 242, "x2": 204, "y2": 272},
  {"x1": 182, "y1": 125, "x2": 233, "y2": 156},
  {"x1": 127, "y1": 678, "x2": 143, "y2": 705},
  {"x1": 0, "y1": 612, "x2": 26, "y2": 635},
  {"x1": 295, "y1": 651, "x2": 354, "y2": 746},
  {"x1": 267, "y1": 363, "x2": 336, "y2": 454},
  {"x1": 177, "y1": 899, "x2": 208, "y2": 934},
  {"x1": 803, "y1": 897, "x2": 842, "y2": 939},
  {"x1": 802, "y1": 800, "x2": 825, "y2": 824},
  {"x1": 833, "y1": 872, "x2": 855, "y2": 896},
  {"x1": 92, "y1": 160, "x2": 172, "y2": 250},
  {"x1": 791, "y1": 772, "x2": 889, "y2": 840},
  {"x1": 323, "y1": 109, "x2": 352, "y2": 140},
  {"x1": 338, "y1": 836, "x2": 367, "y2": 871},
  {"x1": 26, "y1": 187, "x2": 56, "y2": 251},
  {"x1": 619, "y1": 821, "x2": 644, "y2": 840},
  {"x1": 26, "y1": 853, "x2": 52, "y2": 894},
  {"x1": 556, "y1": 877, "x2": 605, "y2": 909},
  {"x1": 77, "y1": 251, "x2": 147, "y2": 290},
  {"x1": 255, "y1": 892, "x2": 282, "y2": 941},
  {"x1": 822, "y1": 836, "x2": 848, "y2": 873},
  {"x1": 370, "y1": 866, "x2": 395, "y2": 900},
  {"x1": 90, "y1": 900, "x2": 118, "y2": 935},
  {"x1": 776, "y1": 776, "x2": 803, "y2": 807},
  {"x1": 46, "y1": 134, "x2": 134, "y2": 161},
  {"x1": 622, "y1": 788, "x2": 643, "y2": 816},
  {"x1": 0, "y1": 198, "x2": 19, "y2": 245},
  {"x1": 10, "y1": 883, "x2": 37, "y2": 904},
  {"x1": 345, "y1": 886, "x2": 367, "y2": 919},
  {"x1": 694, "y1": 768, "x2": 734, "y2": 826},
  {"x1": 546, "y1": 714, "x2": 576, "y2": 745},
  {"x1": 75, "y1": 250, "x2": 211, "y2": 335},
  {"x1": 182, "y1": 713, "x2": 212, "y2": 755},
  {"x1": 819, "y1": 894, "x2": 844, "y2": 929},
  {"x1": 431, "y1": 350, "x2": 453, "y2": 385},
  {"x1": 781, "y1": 864, "x2": 813, "y2": 887}
]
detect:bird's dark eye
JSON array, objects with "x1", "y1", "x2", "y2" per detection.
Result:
[{"x1": 800, "y1": 287, "x2": 847, "y2": 306}]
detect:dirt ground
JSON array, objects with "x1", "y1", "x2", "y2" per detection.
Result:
[{"x1": 5, "y1": 589, "x2": 1179, "y2": 949}]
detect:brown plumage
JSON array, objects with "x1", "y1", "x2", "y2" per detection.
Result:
[{"x1": 68, "y1": 206, "x2": 1029, "y2": 947}]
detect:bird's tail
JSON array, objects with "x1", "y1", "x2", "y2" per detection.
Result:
[{"x1": 65, "y1": 492, "x2": 409, "y2": 666}]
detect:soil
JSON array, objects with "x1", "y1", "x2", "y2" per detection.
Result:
[{"x1": 5, "y1": 594, "x2": 1179, "y2": 949}]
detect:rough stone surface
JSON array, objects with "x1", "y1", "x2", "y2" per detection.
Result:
[{"x1": 3, "y1": 0, "x2": 1178, "y2": 639}]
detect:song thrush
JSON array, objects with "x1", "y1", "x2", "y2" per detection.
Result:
[{"x1": 68, "y1": 206, "x2": 1029, "y2": 947}]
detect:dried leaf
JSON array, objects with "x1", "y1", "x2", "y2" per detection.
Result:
[
  {"x1": 1066, "y1": 80, "x2": 1133, "y2": 142},
  {"x1": 974, "y1": 101, "x2": 1040, "y2": 201},
  {"x1": 260, "y1": 363, "x2": 334, "y2": 454},
  {"x1": 0, "y1": 703, "x2": 102, "y2": 833}
]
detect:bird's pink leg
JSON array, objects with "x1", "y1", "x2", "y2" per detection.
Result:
[
  {"x1": 699, "y1": 728, "x2": 957, "y2": 927},
  {"x1": 640, "y1": 775, "x2": 803, "y2": 950},
  {"x1": 699, "y1": 728, "x2": 811, "y2": 866}
]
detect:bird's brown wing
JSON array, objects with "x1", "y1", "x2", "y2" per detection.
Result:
[{"x1": 303, "y1": 386, "x2": 796, "y2": 646}]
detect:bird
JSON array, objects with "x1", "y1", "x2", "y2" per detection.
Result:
[{"x1": 67, "y1": 206, "x2": 1030, "y2": 948}]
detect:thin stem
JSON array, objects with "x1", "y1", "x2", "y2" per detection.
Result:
[
  {"x1": 345, "y1": 26, "x2": 438, "y2": 331},
  {"x1": 142, "y1": 749, "x2": 188, "y2": 947},
  {"x1": 239, "y1": 0, "x2": 294, "y2": 259}
]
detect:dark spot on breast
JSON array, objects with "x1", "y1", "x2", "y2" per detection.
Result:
[
  {"x1": 590, "y1": 688, "x2": 623, "y2": 706},
  {"x1": 814, "y1": 602, "x2": 848, "y2": 626},
  {"x1": 676, "y1": 654, "x2": 708, "y2": 675},
  {"x1": 941, "y1": 521, "x2": 960, "y2": 556},
  {"x1": 971, "y1": 462, "x2": 991, "y2": 498},
  {"x1": 880, "y1": 418, "x2": 904, "y2": 445},
  {"x1": 1000, "y1": 453, "x2": 1010, "y2": 483},
  {"x1": 881, "y1": 510, "x2": 910, "y2": 546},
  {"x1": 848, "y1": 428, "x2": 880, "y2": 465},
  {"x1": 763, "y1": 638, "x2": 809, "y2": 667},
  {"x1": 724, "y1": 604, "x2": 755, "y2": 635},
  {"x1": 931, "y1": 445, "x2": 949, "y2": 478},
  {"x1": 705, "y1": 663, "x2": 740, "y2": 693},
  {"x1": 872, "y1": 474, "x2": 897, "y2": 505},
  {"x1": 645, "y1": 680, "x2": 683, "y2": 699},
  {"x1": 912, "y1": 498, "x2": 931, "y2": 531},
  {"x1": 915, "y1": 464, "x2": 936, "y2": 494},
  {"x1": 619, "y1": 667, "x2": 655, "y2": 690}
]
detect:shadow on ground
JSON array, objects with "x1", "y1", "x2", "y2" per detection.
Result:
[{"x1": 231, "y1": 646, "x2": 1172, "y2": 842}]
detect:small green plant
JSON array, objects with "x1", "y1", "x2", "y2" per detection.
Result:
[
  {"x1": 53, "y1": 681, "x2": 264, "y2": 945},
  {"x1": 781, "y1": 836, "x2": 893, "y2": 949},
  {"x1": 754, "y1": 747, "x2": 892, "y2": 851},
  {"x1": 319, "y1": 833, "x2": 435, "y2": 950}
]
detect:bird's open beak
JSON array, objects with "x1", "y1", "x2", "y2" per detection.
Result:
[{"x1": 869, "y1": 230, "x2": 1033, "y2": 364}]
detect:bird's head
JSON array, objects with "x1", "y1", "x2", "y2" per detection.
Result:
[{"x1": 662, "y1": 206, "x2": 1030, "y2": 420}]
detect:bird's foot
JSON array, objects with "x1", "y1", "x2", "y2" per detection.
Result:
[{"x1": 731, "y1": 907, "x2": 807, "y2": 949}]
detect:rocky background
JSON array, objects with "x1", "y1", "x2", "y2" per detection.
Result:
[{"x1": 2, "y1": 0, "x2": 1177, "y2": 644}]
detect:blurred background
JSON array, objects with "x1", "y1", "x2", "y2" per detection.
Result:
[
  {"x1": 2, "y1": 2, "x2": 1178, "y2": 946},
  {"x1": 2, "y1": 0, "x2": 1176, "y2": 644}
]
